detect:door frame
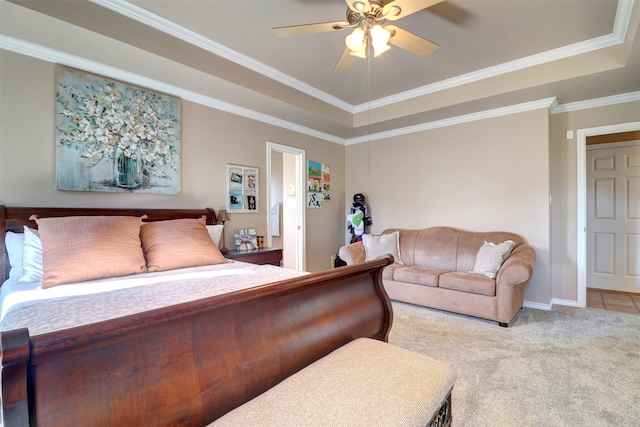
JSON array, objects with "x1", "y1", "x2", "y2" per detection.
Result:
[
  {"x1": 266, "y1": 142, "x2": 306, "y2": 271},
  {"x1": 576, "y1": 121, "x2": 640, "y2": 307}
]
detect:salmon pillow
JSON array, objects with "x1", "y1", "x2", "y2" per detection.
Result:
[
  {"x1": 140, "y1": 217, "x2": 228, "y2": 272},
  {"x1": 31, "y1": 215, "x2": 147, "y2": 288}
]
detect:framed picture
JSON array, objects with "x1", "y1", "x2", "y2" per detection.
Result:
[
  {"x1": 234, "y1": 228, "x2": 258, "y2": 250},
  {"x1": 55, "y1": 66, "x2": 181, "y2": 194},
  {"x1": 308, "y1": 192, "x2": 322, "y2": 208},
  {"x1": 307, "y1": 160, "x2": 330, "y2": 208},
  {"x1": 226, "y1": 164, "x2": 259, "y2": 213}
]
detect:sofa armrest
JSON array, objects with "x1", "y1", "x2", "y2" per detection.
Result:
[
  {"x1": 496, "y1": 244, "x2": 535, "y2": 287},
  {"x1": 338, "y1": 242, "x2": 366, "y2": 265}
]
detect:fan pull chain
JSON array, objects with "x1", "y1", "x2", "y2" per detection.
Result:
[{"x1": 367, "y1": 45, "x2": 371, "y2": 175}]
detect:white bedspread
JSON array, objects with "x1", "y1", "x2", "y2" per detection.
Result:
[{"x1": 0, "y1": 261, "x2": 308, "y2": 336}]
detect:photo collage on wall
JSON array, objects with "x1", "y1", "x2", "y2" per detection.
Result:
[
  {"x1": 307, "y1": 160, "x2": 330, "y2": 208},
  {"x1": 226, "y1": 164, "x2": 259, "y2": 213}
]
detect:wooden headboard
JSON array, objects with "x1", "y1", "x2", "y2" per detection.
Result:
[{"x1": 0, "y1": 205, "x2": 217, "y2": 282}]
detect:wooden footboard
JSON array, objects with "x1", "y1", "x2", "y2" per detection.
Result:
[{"x1": 1, "y1": 256, "x2": 393, "y2": 426}]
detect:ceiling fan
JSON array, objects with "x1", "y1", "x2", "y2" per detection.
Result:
[{"x1": 273, "y1": 0, "x2": 443, "y2": 71}]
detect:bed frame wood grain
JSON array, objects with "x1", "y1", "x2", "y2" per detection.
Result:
[{"x1": 0, "y1": 206, "x2": 393, "y2": 426}]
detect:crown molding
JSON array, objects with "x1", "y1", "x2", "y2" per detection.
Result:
[
  {"x1": 91, "y1": 0, "x2": 633, "y2": 114},
  {"x1": 89, "y1": 0, "x2": 355, "y2": 114},
  {"x1": 348, "y1": 91, "x2": 640, "y2": 145},
  {"x1": 1, "y1": 35, "x2": 637, "y2": 147},
  {"x1": 358, "y1": 0, "x2": 634, "y2": 112},
  {"x1": 550, "y1": 91, "x2": 640, "y2": 114},
  {"x1": 0, "y1": 35, "x2": 344, "y2": 145},
  {"x1": 356, "y1": 34, "x2": 623, "y2": 113},
  {"x1": 346, "y1": 98, "x2": 557, "y2": 145}
]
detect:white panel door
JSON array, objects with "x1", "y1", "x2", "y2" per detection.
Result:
[{"x1": 586, "y1": 142, "x2": 640, "y2": 292}]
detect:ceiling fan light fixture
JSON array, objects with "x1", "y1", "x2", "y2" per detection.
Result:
[
  {"x1": 349, "y1": 43, "x2": 367, "y2": 58},
  {"x1": 370, "y1": 24, "x2": 391, "y2": 57},
  {"x1": 373, "y1": 42, "x2": 390, "y2": 57},
  {"x1": 353, "y1": 1, "x2": 367, "y2": 12},
  {"x1": 345, "y1": 27, "x2": 365, "y2": 52}
]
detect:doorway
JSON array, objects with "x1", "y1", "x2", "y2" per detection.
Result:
[
  {"x1": 576, "y1": 121, "x2": 640, "y2": 307},
  {"x1": 586, "y1": 141, "x2": 640, "y2": 293},
  {"x1": 266, "y1": 142, "x2": 306, "y2": 271}
]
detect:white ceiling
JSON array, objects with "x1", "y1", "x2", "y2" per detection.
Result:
[{"x1": 4, "y1": 0, "x2": 640, "y2": 142}]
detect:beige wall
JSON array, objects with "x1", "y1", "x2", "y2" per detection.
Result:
[
  {"x1": 0, "y1": 50, "x2": 345, "y2": 273},
  {"x1": 346, "y1": 109, "x2": 552, "y2": 305},
  {"x1": 549, "y1": 101, "x2": 640, "y2": 302}
]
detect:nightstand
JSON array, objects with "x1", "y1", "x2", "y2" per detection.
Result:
[{"x1": 223, "y1": 248, "x2": 283, "y2": 266}]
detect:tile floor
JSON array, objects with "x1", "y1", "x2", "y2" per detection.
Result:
[{"x1": 587, "y1": 288, "x2": 640, "y2": 315}]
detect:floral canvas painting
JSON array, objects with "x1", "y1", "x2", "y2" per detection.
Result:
[{"x1": 56, "y1": 66, "x2": 181, "y2": 193}]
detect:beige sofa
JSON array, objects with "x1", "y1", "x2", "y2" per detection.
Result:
[{"x1": 339, "y1": 227, "x2": 536, "y2": 326}]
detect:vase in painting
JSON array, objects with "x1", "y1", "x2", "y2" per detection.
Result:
[{"x1": 114, "y1": 145, "x2": 142, "y2": 188}]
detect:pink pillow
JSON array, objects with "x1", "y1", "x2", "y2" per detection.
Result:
[
  {"x1": 140, "y1": 217, "x2": 228, "y2": 272},
  {"x1": 31, "y1": 215, "x2": 147, "y2": 288}
]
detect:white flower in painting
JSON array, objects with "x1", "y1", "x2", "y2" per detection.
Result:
[
  {"x1": 78, "y1": 117, "x2": 92, "y2": 133},
  {"x1": 143, "y1": 108, "x2": 158, "y2": 122},
  {"x1": 94, "y1": 125, "x2": 110, "y2": 145},
  {"x1": 85, "y1": 100, "x2": 103, "y2": 117},
  {"x1": 120, "y1": 132, "x2": 139, "y2": 148},
  {"x1": 104, "y1": 93, "x2": 118, "y2": 105},
  {"x1": 136, "y1": 124, "x2": 154, "y2": 141},
  {"x1": 122, "y1": 111, "x2": 136, "y2": 127},
  {"x1": 106, "y1": 110, "x2": 125, "y2": 129},
  {"x1": 156, "y1": 141, "x2": 170, "y2": 155}
]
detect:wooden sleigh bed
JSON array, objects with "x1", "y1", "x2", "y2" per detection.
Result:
[{"x1": 0, "y1": 206, "x2": 393, "y2": 426}]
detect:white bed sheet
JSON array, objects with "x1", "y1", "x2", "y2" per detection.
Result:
[{"x1": 0, "y1": 261, "x2": 308, "y2": 336}]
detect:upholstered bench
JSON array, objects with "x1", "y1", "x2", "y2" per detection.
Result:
[{"x1": 209, "y1": 338, "x2": 456, "y2": 427}]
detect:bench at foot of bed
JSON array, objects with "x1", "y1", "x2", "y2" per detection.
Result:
[{"x1": 209, "y1": 337, "x2": 456, "y2": 427}]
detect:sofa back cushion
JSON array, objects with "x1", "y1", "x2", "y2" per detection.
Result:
[
  {"x1": 382, "y1": 229, "x2": 420, "y2": 266},
  {"x1": 384, "y1": 227, "x2": 461, "y2": 271},
  {"x1": 383, "y1": 227, "x2": 526, "y2": 273}
]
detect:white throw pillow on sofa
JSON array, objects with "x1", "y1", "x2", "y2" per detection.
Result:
[
  {"x1": 363, "y1": 232, "x2": 404, "y2": 265},
  {"x1": 472, "y1": 240, "x2": 515, "y2": 279}
]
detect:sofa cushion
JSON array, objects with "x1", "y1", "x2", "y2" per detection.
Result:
[
  {"x1": 412, "y1": 227, "x2": 461, "y2": 271},
  {"x1": 382, "y1": 229, "x2": 420, "y2": 266},
  {"x1": 393, "y1": 266, "x2": 448, "y2": 287},
  {"x1": 439, "y1": 272, "x2": 496, "y2": 296},
  {"x1": 382, "y1": 264, "x2": 405, "y2": 280}
]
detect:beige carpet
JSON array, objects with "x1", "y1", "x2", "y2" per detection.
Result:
[{"x1": 389, "y1": 301, "x2": 640, "y2": 427}]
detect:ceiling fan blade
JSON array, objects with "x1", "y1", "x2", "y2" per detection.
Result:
[
  {"x1": 346, "y1": 0, "x2": 371, "y2": 14},
  {"x1": 386, "y1": 25, "x2": 439, "y2": 58},
  {"x1": 382, "y1": 0, "x2": 444, "y2": 21},
  {"x1": 273, "y1": 21, "x2": 349, "y2": 38},
  {"x1": 334, "y1": 48, "x2": 356, "y2": 72}
]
